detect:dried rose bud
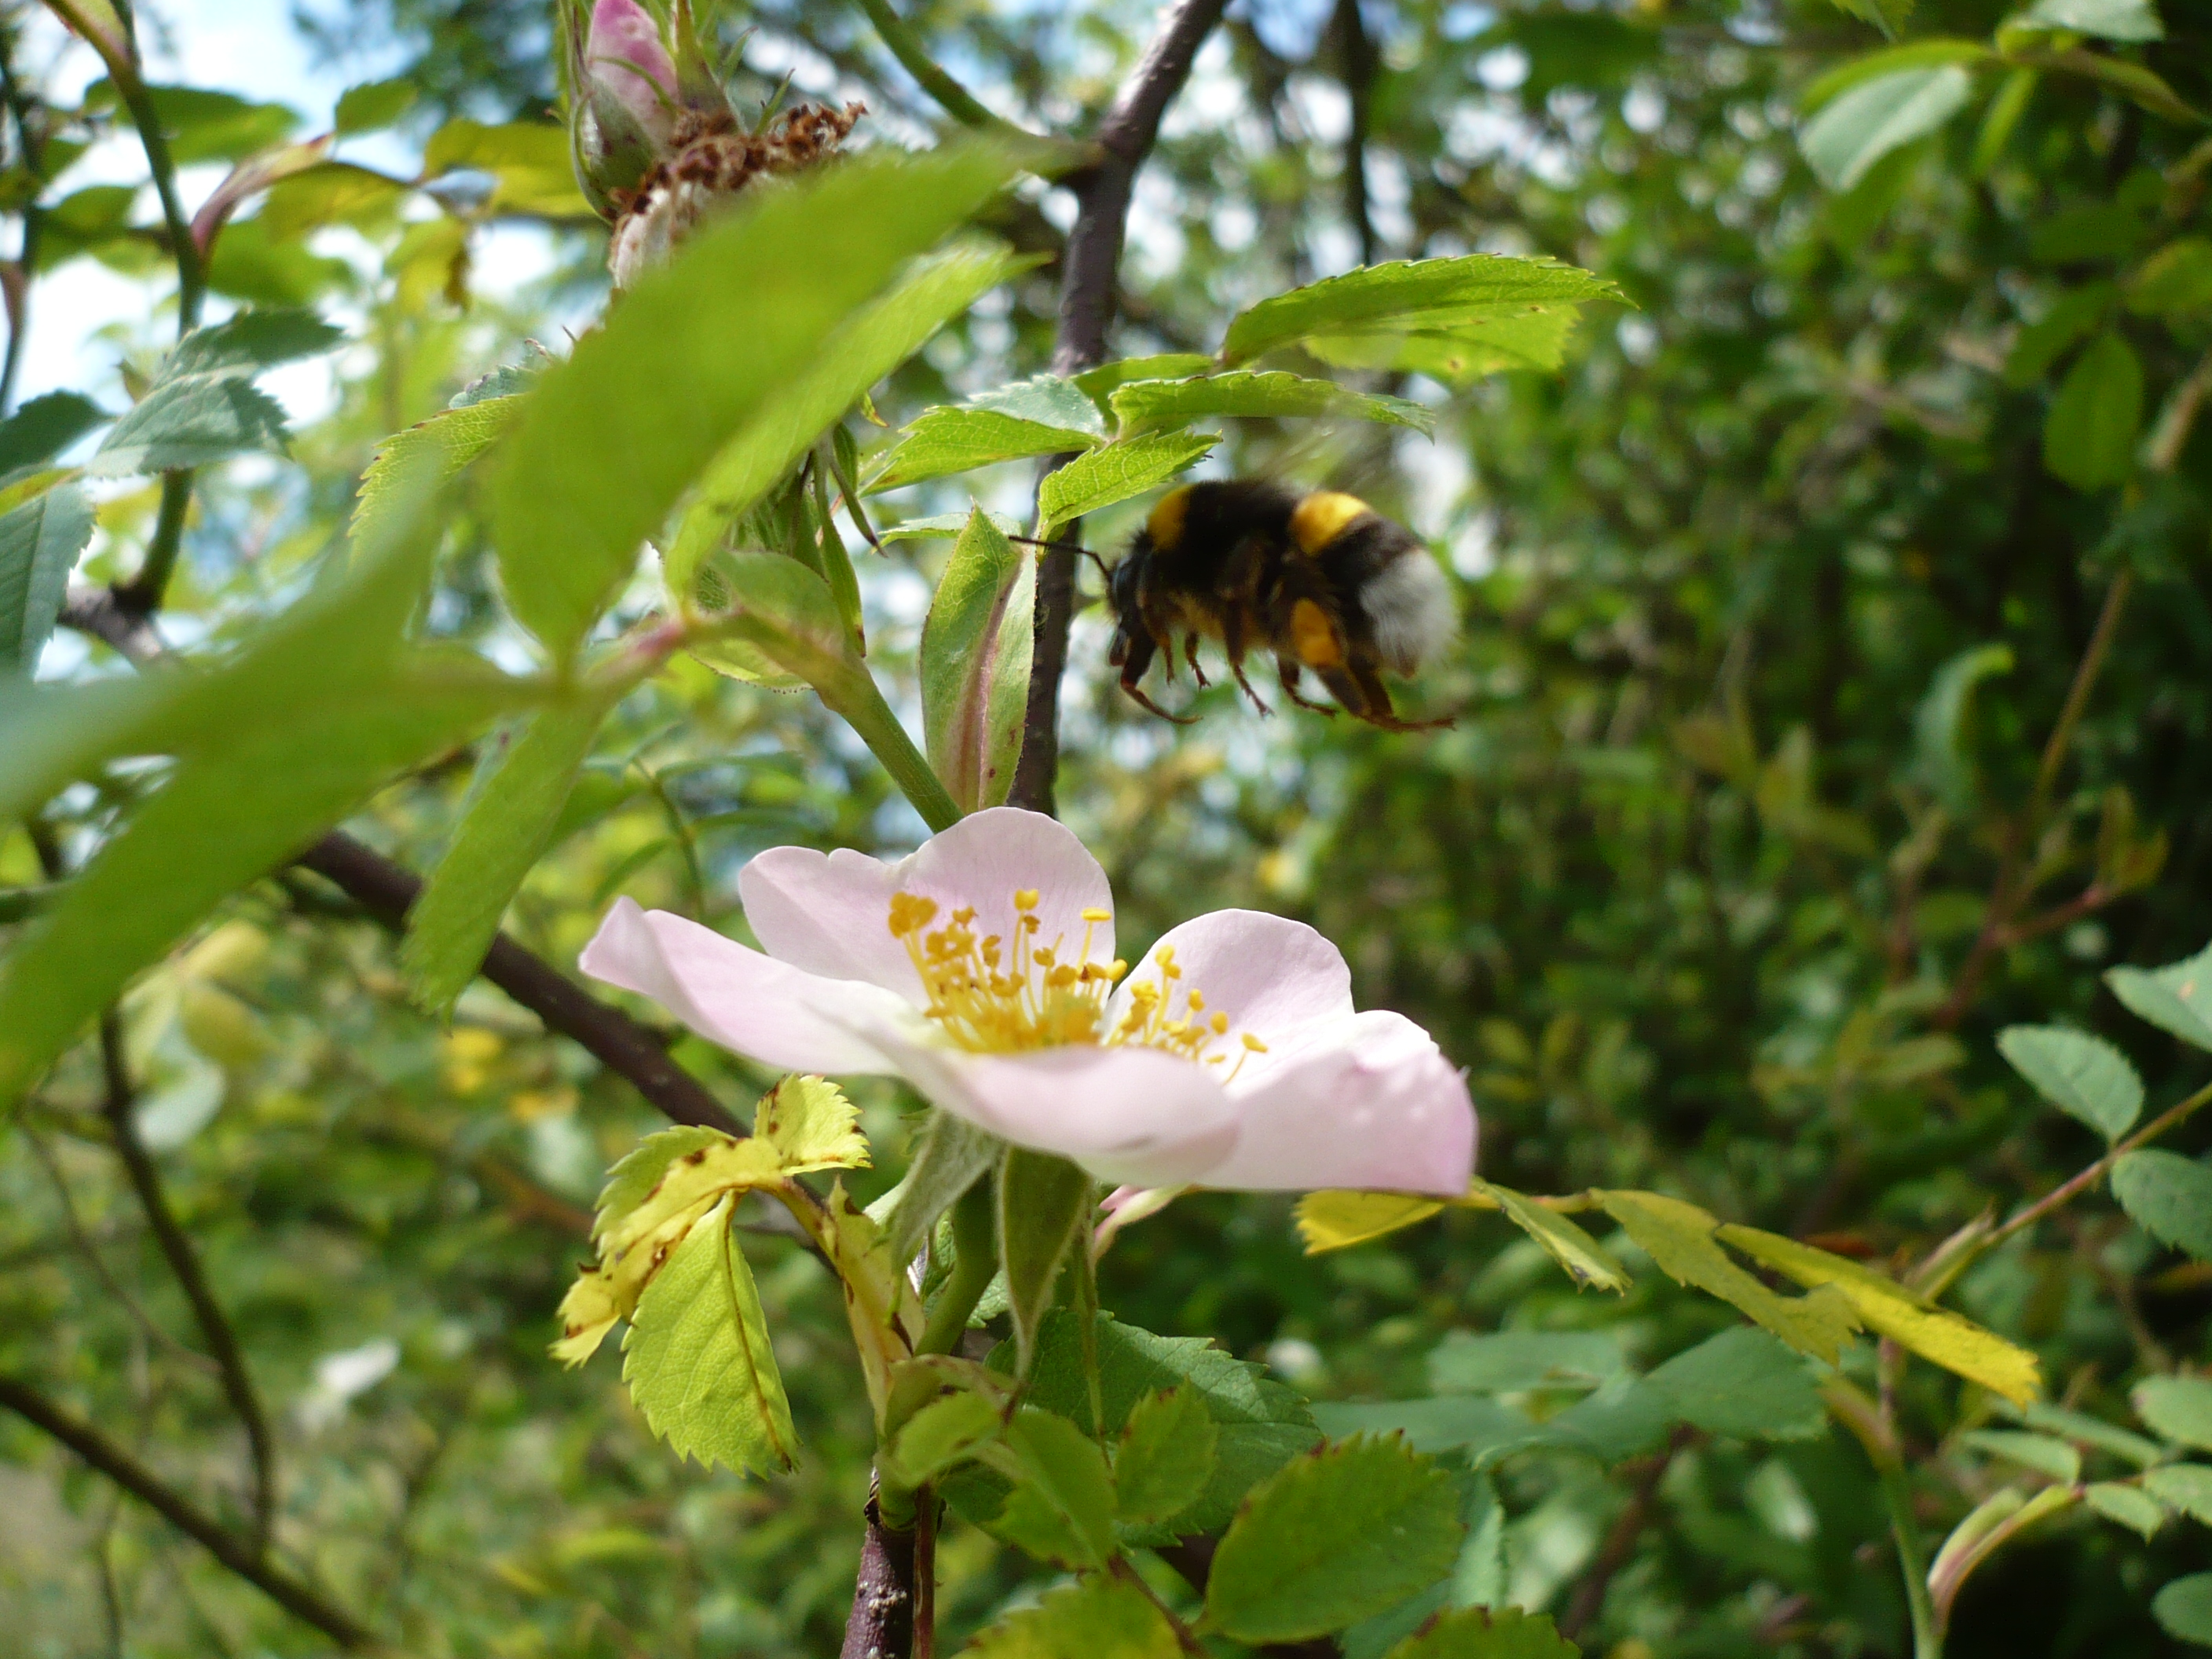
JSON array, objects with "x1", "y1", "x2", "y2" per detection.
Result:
[{"x1": 607, "y1": 101, "x2": 866, "y2": 288}]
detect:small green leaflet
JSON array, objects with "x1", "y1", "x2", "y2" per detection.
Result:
[
  {"x1": 0, "y1": 485, "x2": 93, "y2": 673},
  {"x1": 1643, "y1": 1328, "x2": 1826, "y2": 1441},
  {"x1": 1799, "y1": 66, "x2": 1973, "y2": 192},
  {"x1": 1960, "y1": 1429, "x2": 2082, "y2": 1485},
  {"x1": 1474, "y1": 1178, "x2": 1632, "y2": 1291},
  {"x1": 90, "y1": 309, "x2": 343, "y2": 475},
  {"x1": 1427, "y1": 1331, "x2": 1623, "y2": 1394},
  {"x1": 1108, "y1": 370, "x2": 1435, "y2": 436},
  {"x1": 1912, "y1": 643, "x2": 2012, "y2": 811},
  {"x1": 1998, "y1": 1024, "x2": 2144, "y2": 1140},
  {"x1": 884, "y1": 1390, "x2": 1002, "y2": 1486},
  {"x1": 2108, "y1": 941, "x2": 2212, "y2": 1051},
  {"x1": 969, "y1": 374, "x2": 1108, "y2": 438},
  {"x1": 1035, "y1": 430, "x2": 1218, "y2": 531},
  {"x1": 2155, "y1": 1573, "x2": 2212, "y2": 1646},
  {"x1": 2112, "y1": 1150, "x2": 2212, "y2": 1262},
  {"x1": 2144, "y1": 1463, "x2": 2212, "y2": 1525},
  {"x1": 401, "y1": 696, "x2": 610, "y2": 1012},
  {"x1": 1381, "y1": 1606, "x2": 1579, "y2": 1659},
  {"x1": 622, "y1": 1198, "x2": 797, "y2": 1477},
  {"x1": 1205, "y1": 1435, "x2": 1466, "y2": 1644},
  {"x1": 2133, "y1": 1375, "x2": 2212, "y2": 1453},
  {"x1": 963, "y1": 1573, "x2": 1182, "y2": 1659},
  {"x1": 2043, "y1": 331, "x2": 2141, "y2": 493},
  {"x1": 994, "y1": 1408, "x2": 1117, "y2": 1568},
  {"x1": 2086, "y1": 1481, "x2": 2168, "y2": 1539},
  {"x1": 884, "y1": 1109, "x2": 999, "y2": 1266},
  {"x1": 2020, "y1": 0, "x2": 2163, "y2": 40},
  {"x1": 0, "y1": 390, "x2": 106, "y2": 482},
  {"x1": 868, "y1": 406, "x2": 1101, "y2": 494},
  {"x1": 1113, "y1": 1386, "x2": 1217, "y2": 1526}
]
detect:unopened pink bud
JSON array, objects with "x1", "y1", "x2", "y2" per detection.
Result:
[{"x1": 587, "y1": 0, "x2": 678, "y2": 148}]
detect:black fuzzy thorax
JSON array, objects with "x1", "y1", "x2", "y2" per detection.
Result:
[{"x1": 1311, "y1": 512, "x2": 1423, "y2": 637}]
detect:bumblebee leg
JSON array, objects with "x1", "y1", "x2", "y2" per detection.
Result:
[
  {"x1": 1182, "y1": 632, "x2": 1210, "y2": 688},
  {"x1": 1120, "y1": 672, "x2": 1199, "y2": 724},
  {"x1": 1220, "y1": 608, "x2": 1270, "y2": 714},
  {"x1": 1346, "y1": 660, "x2": 1454, "y2": 731},
  {"x1": 1112, "y1": 628, "x2": 1198, "y2": 724},
  {"x1": 1276, "y1": 654, "x2": 1335, "y2": 715}
]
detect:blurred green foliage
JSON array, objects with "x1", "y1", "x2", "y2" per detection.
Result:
[{"x1": 2, "y1": 0, "x2": 2211, "y2": 1653}]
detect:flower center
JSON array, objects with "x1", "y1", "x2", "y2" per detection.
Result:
[{"x1": 885, "y1": 889, "x2": 1269, "y2": 1077}]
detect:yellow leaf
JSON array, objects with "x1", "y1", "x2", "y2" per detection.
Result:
[
  {"x1": 1474, "y1": 1178, "x2": 1632, "y2": 1293},
  {"x1": 1598, "y1": 1191, "x2": 1861, "y2": 1362},
  {"x1": 1295, "y1": 1190, "x2": 1445, "y2": 1253},
  {"x1": 600, "y1": 1135, "x2": 785, "y2": 1261},
  {"x1": 813, "y1": 1180, "x2": 925, "y2": 1423},
  {"x1": 1719, "y1": 1224, "x2": 2042, "y2": 1406},
  {"x1": 551, "y1": 1265, "x2": 619, "y2": 1365},
  {"x1": 753, "y1": 1073, "x2": 871, "y2": 1174}
]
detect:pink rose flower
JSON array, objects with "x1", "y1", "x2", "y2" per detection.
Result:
[{"x1": 580, "y1": 808, "x2": 1475, "y2": 1196}]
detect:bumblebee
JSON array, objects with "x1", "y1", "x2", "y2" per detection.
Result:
[{"x1": 1105, "y1": 480, "x2": 1456, "y2": 731}]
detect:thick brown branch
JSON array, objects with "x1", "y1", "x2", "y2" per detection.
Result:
[
  {"x1": 1010, "y1": 0, "x2": 1230, "y2": 814},
  {"x1": 295, "y1": 833, "x2": 745, "y2": 1137},
  {"x1": 0, "y1": 1374, "x2": 374, "y2": 1649},
  {"x1": 1331, "y1": 0, "x2": 1378, "y2": 266},
  {"x1": 97, "y1": 1013, "x2": 278, "y2": 1551},
  {"x1": 840, "y1": 1497, "x2": 917, "y2": 1659}
]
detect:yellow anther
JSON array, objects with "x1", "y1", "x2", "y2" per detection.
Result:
[
  {"x1": 1107, "y1": 959, "x2": 1127, "y2": 980},
  {"x1": 1015, "y1": 889, "x2": 1039, "y2": 910},
  {"x1": 1081, "y1": 906, "x2": 1111, "y2": 923},
  {"x1": 954, "y1": 906, "x2": 977, "y2": 925},
  {"x1": 1048, "y1": 965, "x2": 1079, "y2": 988},
  {"x1": 888, "y1": 892, "x2": 939, "y2": 936},
  {"x1": 1210, "y1": 1012, "x2": 1230, "y2": 1035},
  {"x1": 1021, "y1": 914, "x2": 1042, "y2": 932},
  {"x1": 1187, "y1": 990, "x2": 1205, "y2": 1011},
  {"x1": 1242, "y1": 1033, "x2": 1269, "y2": 1053}
]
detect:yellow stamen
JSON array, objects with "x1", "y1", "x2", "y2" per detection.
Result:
[{"x1": 1081, "y1": 907, "x2": 1111, "y2": 923}]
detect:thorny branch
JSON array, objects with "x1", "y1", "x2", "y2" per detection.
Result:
[{"x1": 1009, "y1": 0, "x2": 1230, "y2": 815}]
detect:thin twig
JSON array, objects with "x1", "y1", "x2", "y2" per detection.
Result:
[
  {"x1": 1009, "y1": 0, "x2": 1230, "y2": 815},
  {"x1": 1331, "y1": 0, "x2": 1377, "y2": 266},
  {"x1": 1558, "y1": 1426, "x2": 1694, "y2": 1641},
  {"x1": 0, "y1": 1375, "x2": 374, "y2": 1648},
  {"x1": 848, "y1": 0, "x2": 1020, "y2": 135},
  {"x1": 96, "y1": 1013, "x2": 278, "y2": 1553},
  {"x1": 1987, "y1": 1075, "x2": 2212, "y2": 1251}
]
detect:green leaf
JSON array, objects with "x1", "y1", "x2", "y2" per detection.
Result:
[
  {"x1": 0, "y1": 671, "x2": 517, "y2": 1102},
  {"x1": 1719, "y1": 1222, "x2": 2042, "y2": 1404},
  {"x1": 1998, "y1": 1024, "x2": 2144, "y2": 1140},
  {"x1": 334, "y1": 77, "x2": 418, "y2": 135},
  {"x1": 2086, "y1": 1481, "x2": 2168, "y2": 1538},
  {"x1": 2043, "y1": 330, "x2": 2141, "y2": 491},
  {"x1": 621, "y1": 1198, "x2": 798, "y2": 1476},
  {"x1": 1380, "y1": 1607, "x2": 1579, "y2": 1659},
  {"x1": 1912, "y1": 643, "x2": 2013, "y2": 810},
  {"x1": 884, "y1": 1109, "x2": 1000, "y2": 1267},
  {"x1": 2108, "y1": 942, "x2": 2212, "y2": 1050},
  {"x1": 399, "y1": 697, "x2": 610, "y2": 1011},
  {"x1": 883, "y1": 1390, "x2": 1002, "y2": 1485},
  {"x1": 1072, "y1": 353, "x2": 1217, "y2": 402},
  {"x1": 353, "y1": 399, "x2": 523, "y2": 551},
  {"x1": 1308, "y1": 1397, "x2": 1533, "y2": 1461},
  {"x1": 2112, "y1": 1150, "x2": 2212, "y2": 1261},
  {"x1": 995, "y1": 1408, "x2": 1117, "y2": 1567},
  {"x1": 1219, "y1": 255, "x2": 1620, "y2": 369},
  {"x1": 1426, "y1": 1331, "x2": 1624, "y2": 1394},
  {"x1": 1799, "y1": 67, "x2": 1973, "y2": 192},
  {"x1": 2005, "y1": 1398, "x2": 2165, "y2": 1467},
  {"x1": 1004, "y1": 1310, "x2": 1321, "y2": 1539},
  {"x1": 419, "y1": 119, "x2": 588, "y2": 216},
  {"x1": 1108, "y1": 370, "x2": 1435, "y2": 436},
  {"x1": 964, "y1": 1573, "x2": 1183, "y2": 1659},
  {"x1": 1206, "y1": 1436, "x2": 1466, "y2": 1643},
  {"x1": 2158, "y1": 1574, "x2": 2212, "y2": 1646},
  {"x1": 920, "y1": 508, "x2": 1035, "y2": 814},
  {"x1": 1037, "y1": 431, "x2": 1218, "y2": 531},
  {"x1": 1596, "y1": 1192, "x2": 1862, "y2": 1363},
  {"x1": 2144, "y1": 1463, "x2": 2212, "y2": 1525},
  {"x1": 1960, "y1": 1429, "x2": 2082, "y2": 1484},
  {"x1": 997, "y1": 1148, "x2": 1092, "y2": 1375},
  {"x1": 1113, "y1": 1386, "x2": 1218, "y2": 1525},
  {"x1": 0, "y1": 485, "x2": 92, "y2": 673},
  {"x1": 1473, "y1": 1179, "x2": 1633, "y2": 1292},
  {"x1": 0, "y1": 390, "x2": 106, "y2": 481},
  {"x1": 1800, "y1": 42, "x2": 1994, "y2": 112},
  {"x1": 451, "y1": 342, "x2": 556, "y2": 408},
  {"x1": 970, "y1": 374, "x2": 1108, "y2": 438},
  {"x1": 866, "y1": 406, "x2": 1101, "y2": 496},
  {"x1": 665, "y1": 240, "x2": 1024, "y2": 599},
  {"x1": 489, "y1": 142, "x2": 1013, "y2": 658},
  {"x1": 2020, "y1": 0, "x2": 2163, "y2": 40},
  {"x1": 1826, "y1": 0, "x2": 1915, "y2": 39},
  {"x1": 2130, "y1": 239, "x2": 2212, "y2": 316},
  {"x1": 1644, "y1": 1328, "x2": 1826, "y2": 1441},
  {"x1": 87, "y1": 309, "x2": 343, "y2": 475},
  {"x1": 2133, "y1": 1376, "x2": 2212, "y2": 1452},
  {"x1": 752, "y1": 1075, "x2": 870, "y2": 1173}
]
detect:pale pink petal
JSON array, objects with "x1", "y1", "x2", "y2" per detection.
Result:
[
  {"x1": 738, "y1": 845, "x2": 925, "y2": 1002},
  {"x1": 1193, "y1": 1015, "x2": 1476, "y2": 1195},
  {"x1": 855, "y1": 1022, "x2": 1236, "y2": 1188},
  {"x1": 588, "y1": 0, "x2": 677, "y2": 141},
  {"x1": 1106, "y1": 908, "x2": 1352, "y2": 1077},
  {"x1": 579, "y1": 898, "x2": 911, "y2": 1075},
  {"x1": 898, "y1": 807, "x2": 1115, "y2": 976}
]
